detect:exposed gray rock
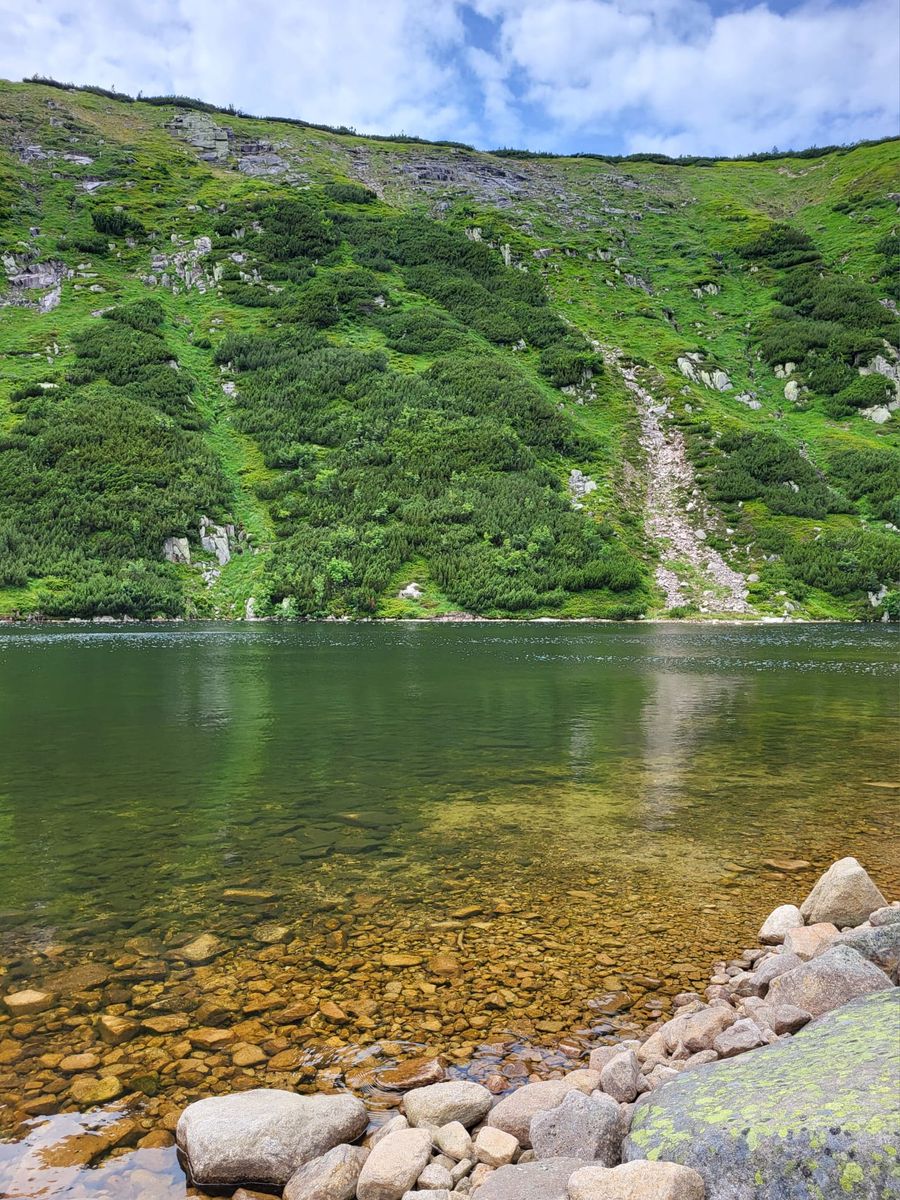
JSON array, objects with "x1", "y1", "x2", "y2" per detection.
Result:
[
  {"x1": 799, "y1": 857, "x2": 886, "y2": 928},
  {"x1": 599, "y1": 1050, "x2": 641, "y2": 1102},
  {"x1": 870, "y1": 905, "x2": 900, "y2": 928},
  {"x1": 624, "y1": 990, "x2": 900, "y2": 1199},
  {"x1": 473, "y1": 1157, "x2": 588, "y2": 1199},
  {"x1": 486, "y1": 1077, "x2": 594, "y2": 1146},
  {"x1": 712, "y1": 1017, "x2": 767, "y2": 1058},
  {"x1": 530, "y1": 1090, "x2": 622, "y2": 1166},
  {"x1": 163, "y1": 536, "x2": 191, "y2": 565},
  {"x1": 767, "y1": 945, "x2": 893, "y2": 1017},
  {"x1": 176, "y1": 1090, "x2": 368, "y2": 1187},
  {"x1": 283, "y1": 1143, "x2": 369, "y2": 1200},
  {"x1": 839, "y1": 924, "x2": 900, "y2": 984},
  {"x1": 356, "y1": 1128, "x2": 432, "y2": 1200},
  {"x1": 402, "y1": 1081, "x2": 492, "y2": 1130}
]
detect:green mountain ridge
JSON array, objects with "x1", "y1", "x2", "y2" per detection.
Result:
[{"x1": 0, "y1": 79, "x2": 897, "y2": 621}]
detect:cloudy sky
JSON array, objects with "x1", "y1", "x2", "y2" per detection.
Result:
[{"x1": 2, "y1": 0, "x2": 898, "y2": 155}]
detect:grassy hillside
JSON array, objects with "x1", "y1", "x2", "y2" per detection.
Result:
[{"x1": 0, "y1": 79, "x2": 897, "y2": 620}]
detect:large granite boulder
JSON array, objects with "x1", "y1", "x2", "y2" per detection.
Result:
[
  {"x1": 799, "y1": 857, "x2": 886, "y2": 928},
  {"x1": 175, "y1": 1089, "x2": 368, "y2": 1187},
  {"x1": 766, "y1": 944, "x2": 892, "y2": 1016},
  {"x1": 530, "y1": 1090, "x2": 622, "y2": 1165},
  {"x1": 624, "y1": 989, "x2": 900, "y2": 1199},
  {"x1": 832, "y1": 922, "x2": 900, "y2": 978}
]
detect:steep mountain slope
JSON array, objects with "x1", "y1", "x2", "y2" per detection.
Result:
[{"x1": 1, "y1": 79, "x2": 897, "y2": 621}]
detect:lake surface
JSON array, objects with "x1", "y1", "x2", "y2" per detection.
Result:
[{"x1": 0, "y1": 622, "x2": 897, "y2": 1197}]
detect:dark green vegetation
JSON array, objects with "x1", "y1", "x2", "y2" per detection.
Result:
[{"x1": 0, "y1": 79, "x2": 897, "y2": 620}]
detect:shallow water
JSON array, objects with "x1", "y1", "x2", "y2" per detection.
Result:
[{"x1": 0, "y1": 622, "x2": 897, "y2": 1195}]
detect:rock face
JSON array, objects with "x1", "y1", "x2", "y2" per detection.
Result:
[
  {"x1": 356, "y1": 1127, "x2": 432, "y2": 1200},
  {"x1": 176, "y1": 1089, "x2": 368, "y2": 1187},
  {"x1": 766, "y1": 944, "x2": 892, "y2": 1016},
  {"x1": 402, "y1": 1080, "x2": 492, "y2": 1129},
  {"x1": 799, "y1": 857, "x2": 886, "y2": 928},
  {"x1": 624, "y1": 989, "x2": 900, "y2": 1199},
  {"x1": 474, "y1": 1156, "x2": 588, "y2": 1199},
  {"x1": 569, "y1": 1160, "x2": 706, "y2": 1200}
]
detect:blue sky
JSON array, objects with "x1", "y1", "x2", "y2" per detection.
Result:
[{"x1": 2, "y1": 0, "x2": 898, "y2": 155}]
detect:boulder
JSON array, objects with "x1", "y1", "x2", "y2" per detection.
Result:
[
  {"x1": 758, "y1": 904, "x2": 803, "y2": 945},
  {"x1": 569, "y1": 1160, "x2": 706, "y2": 1199},
  {"x1": 869, "y1": 905, "x2": 900, "y2": 928},
  {"x1": 624, "y1": 989, "x2": 900, "y2": 1198},
  {"x1": 712, "y1": 1018, "x2": 767, "y2": 1058},
  {"x1": 530, "y1": 1090, "x2": 622, "y2": 1166},
  {"x1": 799, "y1": 857, "x2": 886, "y2": 928},
  {"x1": 660, "y1": 1005, "x2": 737, "y2": 1054},
  {"x1": 356, "y1": 1128, "x2": 432, "y2": 1200},
  {"x1": 473, "y1": 1125, "x2": 519, "y2": 1167},
  {"x1": 176, "y1": 1089, "x2": 368, "y2": 1187},
  {"x1": 473, "y1": 1156, "x2": 588, "y2": 1199},
  {"x1": 283, "y1": 1144, "x2": 369, "y2": 1200},
  {"x1": 486, "y1": 1077, "x2": 594, "y2": 1146},
  {"x1": 833, "y1": 922, "x2": 900, "y2": 978},
  {"x1": 783, "y1": 923, "x2": 838, "y2": 961},
  {"x1": 402, "y1": 1081, "x2": 492, "y2": 1129},
  {"x1": 599, "y1": 1051, "x2": 641, "y2": 1102},
  {"x1": 433, "y1": 1121, "x2": 472, "y2": 1161},
  {"x1": 732, "y1": 952, "x2": 801, "y2": 998},
  {"x1": 766, "y1": 944, "x2": 892, "y2": 1017}
]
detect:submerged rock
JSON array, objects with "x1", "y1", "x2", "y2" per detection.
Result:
[
  {"x1": 176, "y1": 1089, "x2": 368, "y2": 1187},
  {"x1": 624, "y1": 989, "x2": 900, "y2": 1199}
]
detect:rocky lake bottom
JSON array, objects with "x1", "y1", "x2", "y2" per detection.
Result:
[{"x1": 0, "y1": 623, "x2": 897, "y2": 1195}]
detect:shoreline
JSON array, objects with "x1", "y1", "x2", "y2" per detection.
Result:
[
  {"x1": 0, "y1": 613, "x2": 880, "y2": 628},
  {"x1": 3, "y1": 858, "x2": 897, "y2": 1199}
]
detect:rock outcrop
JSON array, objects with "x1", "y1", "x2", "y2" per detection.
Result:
[{"x1": 624, "y1": 989, "x2": 900, "y2": 1199}]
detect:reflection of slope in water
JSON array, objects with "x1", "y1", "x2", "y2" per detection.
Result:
[{"x1": 636, "y1": 666, "x2": 744, "y2": 829}]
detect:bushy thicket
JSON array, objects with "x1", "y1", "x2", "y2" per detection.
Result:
[
  {"x1": 91, "y1": 207, "x2": 146, "y2": 238},
  {"x1": 0, "y1": 303, "x2": 230, "y2": 615},
  {"x1": 215, "y1": 327, "x2": 638, "y2": 615},
  {"x1": 739, "y1": 223, "x2": 897, "y2": 420},
  {"x1": 828, "y1": 448, "x2": 900, "y2": 524},
  {"x1": 711, "y1": 431, "x2": 841, "y2": 518},
  {"x1": 210, "y1": 199, "x2": 640, "y2": 616}
]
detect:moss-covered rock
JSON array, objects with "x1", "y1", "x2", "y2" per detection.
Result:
[{"x1": 624, "y1": 988, "x2": 900, "y2": 1199}]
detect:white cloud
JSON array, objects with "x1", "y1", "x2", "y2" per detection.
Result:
[
  {"x1": 0, "y1": 0, "x2": 897, "y2": 153},
  {"x1": 0, "y1": 0, "x2": 469, "y2": 138},
  {"x1": 472, "y1": 0, "x2": 900, "y2": 153}
]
